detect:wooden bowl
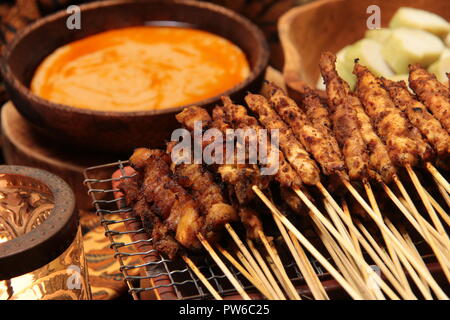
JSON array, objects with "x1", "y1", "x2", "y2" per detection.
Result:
[
  {"x1": 279, "y1": 0, "x2": 450, "y2": 98},
  {"x1": 1, "y1": 0, "x2": 269, "y2": 153}
]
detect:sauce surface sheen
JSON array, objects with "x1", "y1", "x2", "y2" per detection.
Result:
[{"x1": 31, "y1": 26, "x2": 250, "y2": 112}]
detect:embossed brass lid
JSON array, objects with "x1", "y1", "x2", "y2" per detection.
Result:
[{"x1": 0, "y1": 166, "x2": 77, "y2": 280}]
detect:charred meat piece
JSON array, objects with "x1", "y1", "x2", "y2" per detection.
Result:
[
  {"x1": 130, "y1": 148, "x2": 204, "y2": 250},
  {"x1": 171, "y1": 162, "x2": 239, "y2": 233},
  {"x1": 320, "y1": 52, "x2": 369, "y2": 180},
  {"x1": 268, "y1": 84, "x2": 346, "y2": 177},
  {"x1": 221, "y1": 96, "x2": 302, "y2": 188},
  {"x1": 409, "y1": 64, "x2": 450, "y2": 133},
  {"x1": 347, "y1": 94, "x2": 397, "y2": 183},
  {"x1": 354, "y1": 64, "x2": 421, "y2": 167},
  {"x1": 244, "y1": 93, "x2": 321, "y2": 185}
]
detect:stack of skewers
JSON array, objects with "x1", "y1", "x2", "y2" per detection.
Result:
[{"x1": 119, "y1": 52, "x2": 450, "y2": 300}]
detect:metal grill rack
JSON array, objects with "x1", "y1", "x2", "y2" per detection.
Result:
[{"x1": 84, "y1": 161, "x2": 328, "y2": 300}]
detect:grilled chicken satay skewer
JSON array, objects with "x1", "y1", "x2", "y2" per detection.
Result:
[
  {"x1": 319, "y1": 52, "x2": 413, "y2": 292},
  {"x1": 121, "y1": 174, "x2": 224, "y2": 299},
  {"x1": 265, "y1": 84, "x2": 448, "y2": 299},
  {"x1": 245, "y1": 92, "x2": 408, "y2": 299},
  {"x1": 382, "y1": 77, "x2": 450, "y2": 213},
  {"x1": 214, "y1": 101, "x2": 322, "y2": 299},
  {"x1": 244, "y1": 92, "x2": 353, "y2": 243},
  {"x1": 354, "y1": 64, "x2": 450, "y2": 286},
  {"x1": 129, "y1": 148, "x2": 251, "y2": 299},
  {"x1": 167, "y1": 143, "x2": 286, "y2": 299},
  {"x1": 408, "y1": 64, "x2": 450, "y2": 194},
  {"x1": 301, "y1": 86, "x2": 414, "y2": 296},
  {"x1": 219, "y1": 98, "x2": 326, "y2": 299},
  {"x1": 212, "y1": 100, "x2": 369, "y2": 299},
  {"x1": 176, "y1": 106, "x2": 284, "y2": 299},
  {"x1": 354, "y1": 65, "x2": 447, "y2": 237}
]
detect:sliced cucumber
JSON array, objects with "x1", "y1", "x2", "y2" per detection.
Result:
[
  {"x1": 365, "y1": 28, "x2": 392, "y2": 44},
  {"x1": 382, "y1": 28, "x2": 444, "y2": 74},
  {"x1": 389, "y1": 7, "x2": 450, "y2": 37},
  {"x1": 345, "y1": 39, "x2": 394, "y2": 78},
  {"x1": 428, "y1": 49, "x2": 450, "y2": 83},
  {"x1": 445, "y1": 33, "x2": 450, "y2": 47}
]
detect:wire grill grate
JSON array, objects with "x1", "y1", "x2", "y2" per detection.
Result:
[{"x1": 84, "y1": 161, "x2": 331, "y2": 300}]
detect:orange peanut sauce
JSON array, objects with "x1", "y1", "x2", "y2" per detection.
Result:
[{"x1": 31, "y1": 26, "x2": 250, "y2": 112}]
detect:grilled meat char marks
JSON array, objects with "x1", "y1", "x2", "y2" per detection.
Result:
[
  {"x1": 221, "y1": 96, "x2": 302, "y2": 188},
  {"x1": 120, "y1": 173, "x2": 180, "y2": 259},
  {"x1": 131, "y1": 148, "x2": 204, "y2": 251},
  {"x1": 268, "y1": 85, "x2": 346, "y2": 177},
  {"x1": 171, "y1": 162, "x2": 239, "y2": 233},
  {"x1": 319, "y1": 52, "x2": 370, "y2": 181},
  {"x1": 347, "y1": 93, "x2": 397, "y2": 183},
  {"x1": 383, "y1": 78, "x2": 447, "y2": 167},
  {"x1": 409, "y1": 64, "x2": 450, "y2": 133},
  {"x1": 354, "y1": 64, "x2": 424, "y2": 167},
  {"x1": 244, "y1": 93, "x2": 320, "y2": 186}
]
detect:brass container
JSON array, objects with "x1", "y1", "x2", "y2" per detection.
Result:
[{"x1": 0, "y1": 166, "x2": 91, "y2": 300}]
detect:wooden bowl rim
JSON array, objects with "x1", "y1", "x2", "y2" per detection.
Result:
[
  {"x1": 278, "y1": 0, "x2": 339, "y2": 87},
  {"x1": 1, "y1": 0, "x2": 270, "y2": 119}
]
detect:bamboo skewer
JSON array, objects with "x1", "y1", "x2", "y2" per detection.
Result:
[
  {"x1": 234, "y1": 250, "x2": 277, "y2": 300},
  {"x1": 406, "y1": 165, "x2": 447, "y2": 237},
  {"x1": 342, "y1": 199, "x2": 363, "y2": 259},
  {"x1": 272, "y1": 212, "x2": 329, "y2": 300},
  {"x1": 197, "y1": 233, "x2": 251, "y2": 300},
  {"x1": 309, "y1": 210, "x2": 378, "y2": 299},
  {"x1": 216, "y1": 244, "x2": 272, "y2": 299},
  {"x1": 225, "y1": 224, "x2": 283, "y2": 299},
  {"x1": 321, "y1": 200, "x2": 411, "y2": 300},
  {"x1": 291, "y1": 185, "x2": 402, "y2": 300},
  {"x1": 382, "y1": 180, "x2": 448, "y2": 248},
  {"x1": 426, "y1": 162, "x2": 450, "y2": 195},
  {"x1": 384, "y1": 222, "x2": 433, "y2": 299},
  {"x1": 253, "y1": 185, "x2": 368, "y2": 300},
  {"x1": 258, "y1": 230, "x2": 301, "y2": 300},
  {"x1": 404, "y1": 166, "x2": 450, "y2": 281},
  {"x1": 339, "y1": 178, "x2": 448, "y2": 299},
  {"x1": 363, "y1": 179, "x2": 412, "y2": 293},
  {"x1": 321, "y1": 200, "x2": 369, "y2": 288},
  {"x1": 182, "y1": 255, "x2": 223, "y2": 300},
  {"x1": 247, "y1": 239, "x2": 286, "y2": 300},
  {"x1": 424, "y1": 188, "x2": 450, "y2": 227}
]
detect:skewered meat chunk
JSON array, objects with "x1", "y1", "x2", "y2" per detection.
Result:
[
  {"x1": 130, "y1": 148, "x2": 204, "y2": 250},
  {"x1": 268, "y1": 85, "x2": 346, "y2": 177},
  {"x1": 133, "y1": 197, "x2": 180, "y2": 259},
  {"x1": 347, "y1": 94, "x2": 397, "y2": 183},
  {"x1": 354, "y1": 64, "x2": 421, "y2": 167},
  {"x1": 220, "y1": 96, "x2": 302, "y2": 188},
  {"x1": 409, "y1": 64, "x2": 450, "y2": 133},
  {"x1": 171, "y1": 162, "x2": 239, "y2": 233},
  {"x1": 238, "y1": 206, "x2": 263, "y2": 240},
  {"x1": 245, "y1": 93, "x2": 321, "y2": 185},
  {"x1": 280, "y1": 186, "x2": 307, "y2": 216},
  {"x1": 383, "y1": 78, "x2": 447, "y2": 165},
  {"x1": 319, "y1": 52, "x2": 370, "y2": 180},
  {"x1": 120, "y1": 175, "x2": 180, "y2": 259},
  {"x1": 211, "y1": 106, "x2": 270, "y2": 204},
  {"x1": 175, "y1": 105, "x2": 212, "y2": 132},
  {"x1": 175, "y1": 105, "x2": 266, "y2": 239},
  {"x1": 330, "y1": 98, "x2": 369, "y2": 180}
]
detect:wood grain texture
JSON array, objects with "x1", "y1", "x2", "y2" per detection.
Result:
[
  {"x1": 279, "y1": 0, "x2": 450, "y2": 96},
  {"x1": 1, "y1": 102, "x2": 116, "y2": 210},
  {"x1": 1, "y1": 0, "x2": 269, "y2": 153}
]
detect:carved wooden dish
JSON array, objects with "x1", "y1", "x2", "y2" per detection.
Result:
[
  {"x1": 278, "y1": 0, "x2": 450, "y2": 98},
  {"x1": 1, "y1": 0, "x2": 269, "y2": 153}
]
